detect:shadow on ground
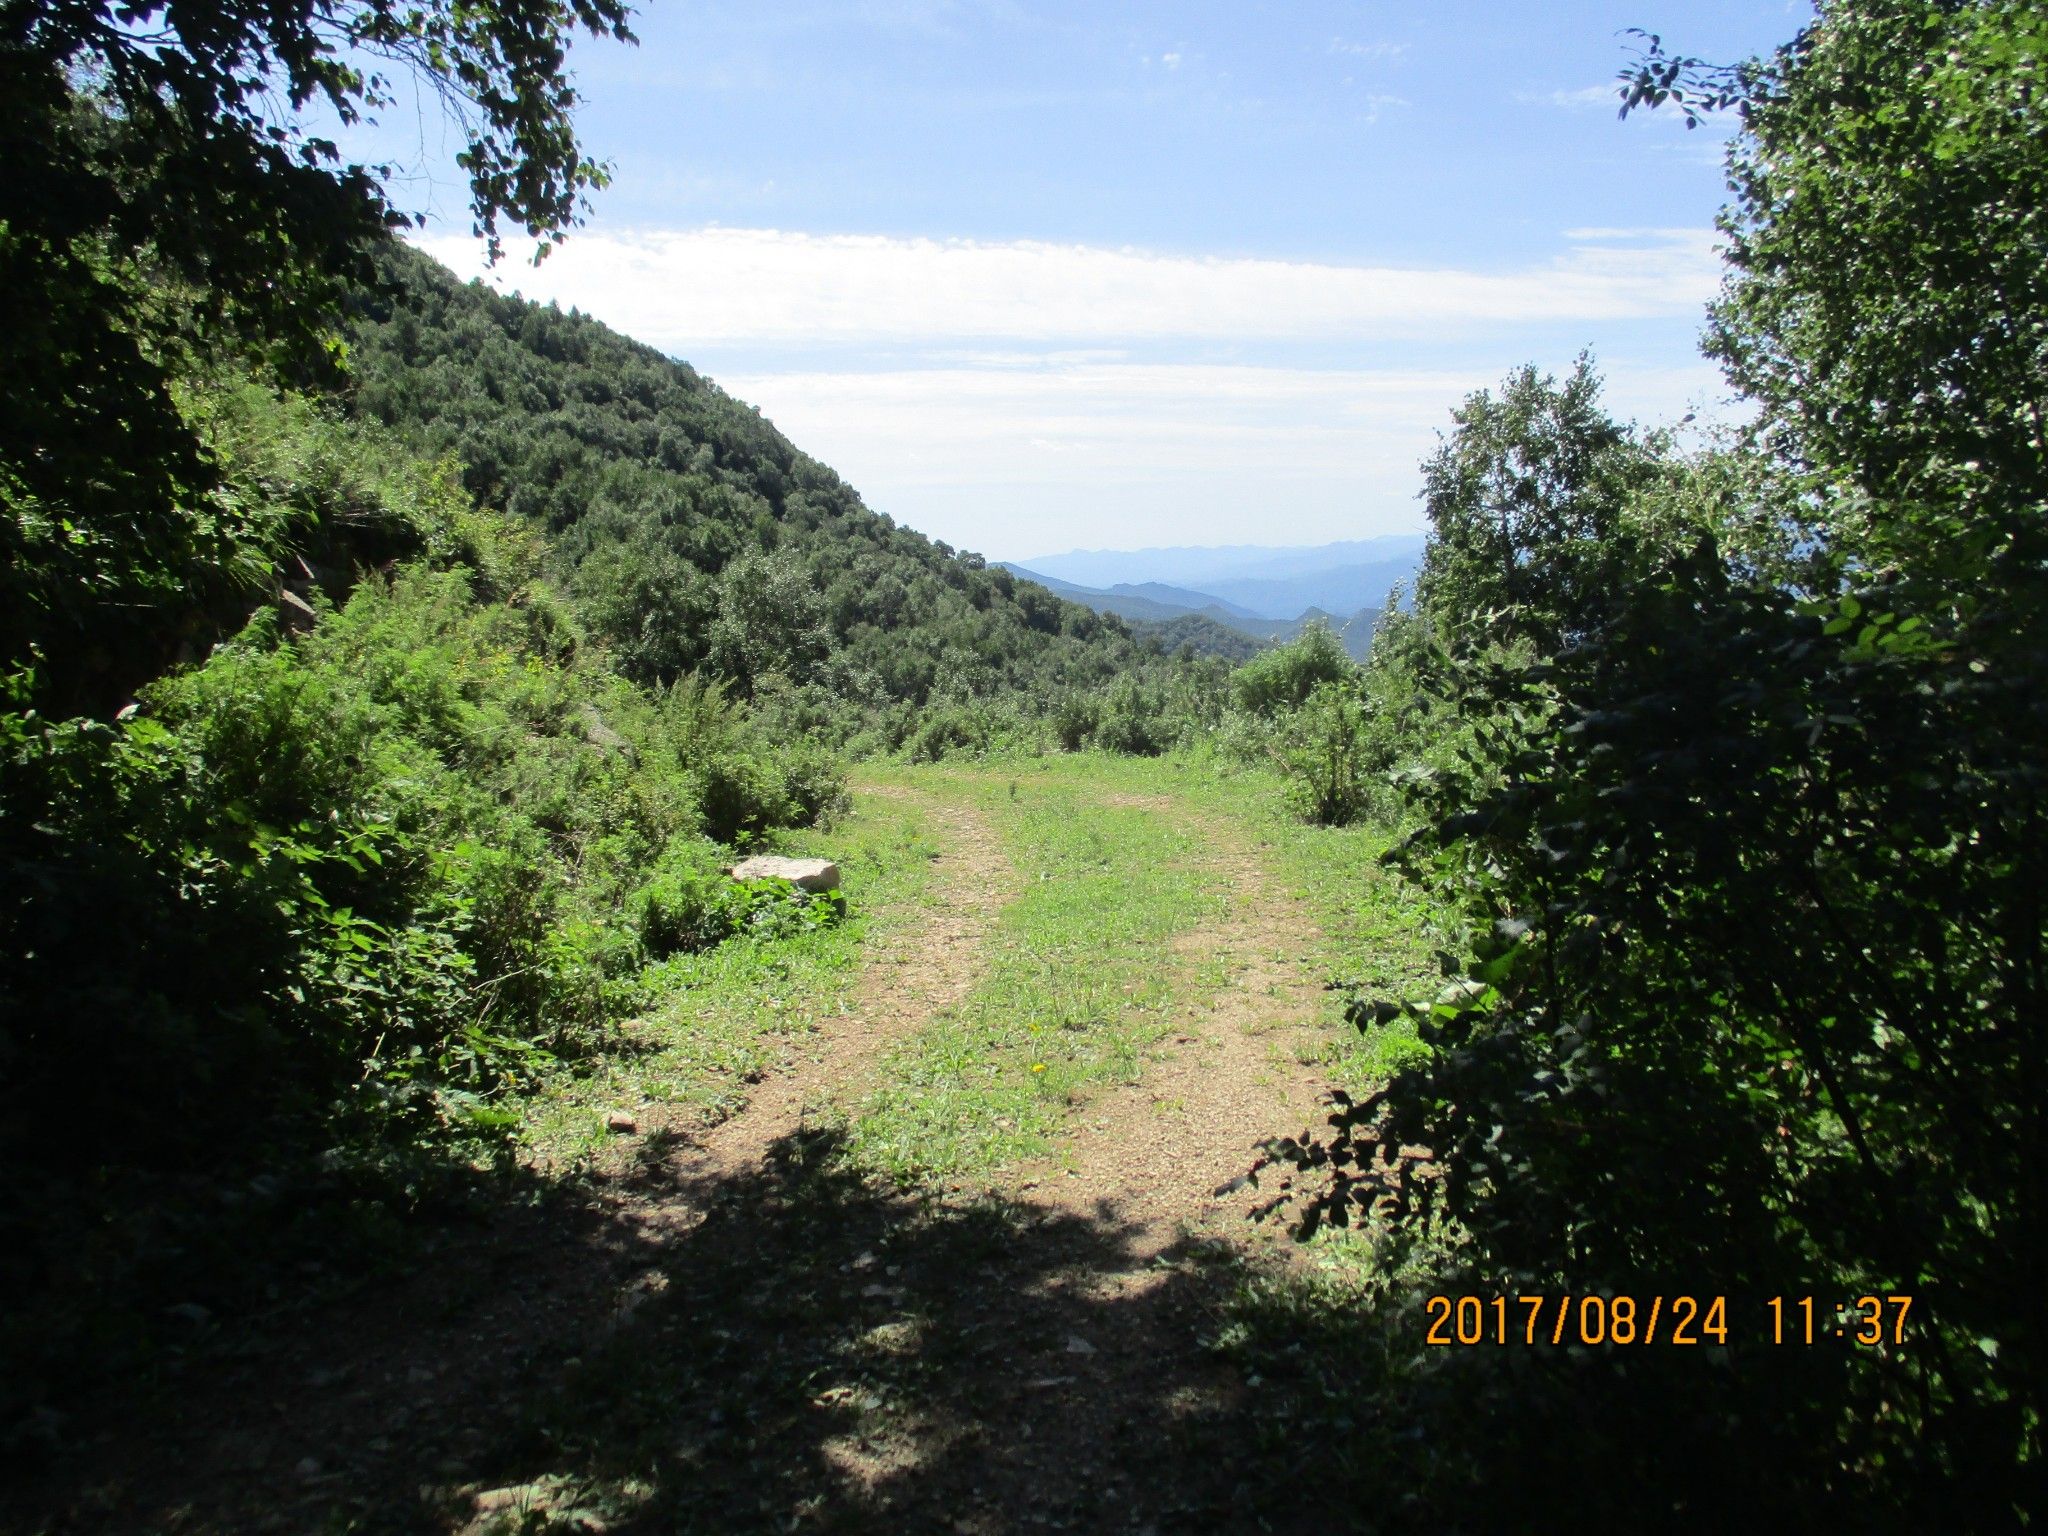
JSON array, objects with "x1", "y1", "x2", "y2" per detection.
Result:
[{"x1": 15, "y1": 1128, "x2": 1327, "y2": 1536}]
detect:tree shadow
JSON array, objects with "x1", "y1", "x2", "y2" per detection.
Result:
[
  {"x1": 16, "y1": 1127, "x2": 1325, "y2": 1536},
  {"x1": 428, "y1": 1126, "x2": 1296, "y2": 1534}
]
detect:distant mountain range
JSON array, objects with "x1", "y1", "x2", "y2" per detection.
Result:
[
  {"x1": 998, "y1": 536, "x2": 1425, "y2": 661},
  {"x1": 1018, "y1": 536, "x2": 1426, "y2": 613}
]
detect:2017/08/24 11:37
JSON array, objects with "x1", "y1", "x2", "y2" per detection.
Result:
[{"x1": 1423, "y1": 1294, "x2": 1914, "y2": 1346}]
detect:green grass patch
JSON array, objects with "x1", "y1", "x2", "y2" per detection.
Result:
[
  {"x1": 527, "y1": 749, "x2": 1444, "y2": 1181},
  {"x1": 1167, "y1": 755, "x2": 1444, "y2": 1089}
]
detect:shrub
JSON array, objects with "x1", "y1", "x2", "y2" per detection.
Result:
[
  {"x1": 1094, "y1": 677, "x2": 1169, "y2": 756},
  {"x1": 629, "y1": 840, "x2": 732, "y2": 957},
  {"x1": 1273, "y1": 681, "x2": 1371, "y2": 826},
  {"x1": 906, "y1": 704, "x2": 987, "y2": 763},
  {"x1": 693, "y1": 736, "x2": 846, "y2": 844},
  {"x1": 1049, "y1": 691, "x2": 1100, "y2": 751}
]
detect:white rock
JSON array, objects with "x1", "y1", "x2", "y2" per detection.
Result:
[{"x1": 726, "y1": 855, "x2": 840, "y2": 893}]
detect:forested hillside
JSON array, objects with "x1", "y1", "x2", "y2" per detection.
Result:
[{"x1": 343, "y1": 248, "x2": 1209, "y2": 744}]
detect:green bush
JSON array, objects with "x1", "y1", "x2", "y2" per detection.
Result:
[
  {"x1": 629, "y1": 840, "x2": 731, "y2": 957},
  {"x1": 1093, "y1": 677, "x2": 1169, "y2": 756},
  {"x1": 712, "y1": 878, "x2": 845, "y2": 945},
  {"x1": 1049, "y1": 691, "x2": 1100, "y2": 751},
  {"x1": 906, "y1": 704, "x2": 989, "y2": 762},
  {"x1": 1, "y1": 380, "x2": 847, "y2": 1183},
  {"x1": 629, "y1": 841, "x2": 840, "y2": 956},
  {"x1": 1230, "y1": 621, "x2": 1355, "y2": 717},
  {"x1": 693, "y1": 736, "x2": 846, "y2": 842}
]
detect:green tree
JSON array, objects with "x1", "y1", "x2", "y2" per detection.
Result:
[
  {"x1": 707, "y1": 550, "x2": 831, "y2": 695},
  {"x1": 1413, "y1": 357, "x2": 1667, "y2": 657},
  {"x1": 1230, "y1": 620, "x2": 1355, "y2": 716},
  {"x1": 0, "y1": 0, "x2": 633, "y2": 711},
  {"x1": 1707, "y1": 0, "x2": 2048, "y2": 584}
]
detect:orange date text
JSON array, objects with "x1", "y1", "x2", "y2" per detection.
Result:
[
  {"x1": 1424, "y1": 1294, "x2": 1727, "y2": 1346},
  {"x1": 1424, "y1": 1293, "x2": 1915, "y2": 1346}
]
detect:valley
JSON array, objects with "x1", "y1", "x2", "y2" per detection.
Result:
[{"x1": 997, "y1": 537, "x2": 1425, "y2": 661}]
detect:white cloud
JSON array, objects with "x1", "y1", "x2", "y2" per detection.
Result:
[
  {"x1": 417, "y1": 225, "x2": 1721, "y2": 350},
  {"x1": 1523, "y1": 83, "x2": 1624, "y2": 110},
  {"x1": 408, "y1": 225, "x2": 1732, "y2": 553},
  {"x1": 1330, "y1": 38, "x2": 1406, "y2": 60},
  {"x1": 712, "y1": 359, "x2": 1728, "y2": 556}
]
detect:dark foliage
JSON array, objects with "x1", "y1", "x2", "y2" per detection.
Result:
[
  {"x1": 1128, "y1": 613, "x2": 1271, "y2": 662},
  {"x1": 1267, "y1": 3, "x2": 2048, "y2": 1526}
]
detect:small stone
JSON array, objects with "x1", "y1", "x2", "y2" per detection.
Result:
[
  {"x1": 295, "y1": 1456, "x2": 322, "y2": 1478},
  {"x1": 606, "y1": 1110, "x2": 638, "y2": 1134},
  {"x1": 726, "y1": 855, "x2": 840, "y2": 893},
  {"x1": 1064, "y1": 1335, "x2": 1096, "y2": 1356},
  {"x1": 166, "y1": 1302, "x2": 212, "y2": 1326}
]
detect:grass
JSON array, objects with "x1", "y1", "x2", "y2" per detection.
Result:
[
  {"x1": 923, "y1": 751, "x2": 1444, "y2": 1090},
  {"x1": 1167, "y1": 753, "x2": 1446, "y2": 1089},
  {"x1": 831, "y1": 750, "x2": 1445, "y2": 1182}
]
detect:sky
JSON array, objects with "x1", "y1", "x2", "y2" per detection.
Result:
[{"x1": 361, "y1": 0, "x2": 1814, "y2": 561}]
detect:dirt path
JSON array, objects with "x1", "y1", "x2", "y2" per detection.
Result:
[
  {"x1": 1021, "y1": 805, "x2": 1328, "y2": 1254},
  {"x1": 842, "y1": 794, "x2": 1337, "y2": 1535},
  {"x1": 582, "y1": 780, "x2": 1338, "y2": 1533},
  {"x1": 20, "y1": 773, "x2": 1346, "y2": 1536}
]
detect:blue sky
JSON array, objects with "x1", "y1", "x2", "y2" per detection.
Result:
[{"x1": 380, "y1": 0, "x2": 1814, "y2": 559}]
